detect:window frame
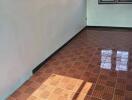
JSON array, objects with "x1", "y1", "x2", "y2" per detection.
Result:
[{"x1": 98, "y1": 0, "x2": 132, "y2": 4}]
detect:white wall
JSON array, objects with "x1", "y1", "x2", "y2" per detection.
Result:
[
  {"x1": 0, "y1": 0, "x2": 86, "y2": 99},
  {"x1": 87, "y1": 0, "x2": 132, "y2": 27}
]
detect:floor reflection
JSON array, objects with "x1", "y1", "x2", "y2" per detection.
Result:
[
  {"x1": 116, "y1": 51, "x2": 128, "y2": 71},
  {"x1": 101, "y1": 50, "x2": 129, "y2": 71},
  {"x1": 101, "y1": 50, "x2": 112, "y2": 70}
]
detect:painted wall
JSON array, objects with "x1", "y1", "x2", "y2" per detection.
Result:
[
  {"x1": 87, "y1": 0, "x2": 132, "y2": 27},
  {"x1": 0, "y1": 0, "x2": 86, "y2": 99}
]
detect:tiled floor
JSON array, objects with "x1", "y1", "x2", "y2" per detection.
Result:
[{"x1": 8, "y1": 27, "x2": 132, "y2": 100}]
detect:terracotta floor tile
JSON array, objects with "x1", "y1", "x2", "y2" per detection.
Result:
[
  {"x1": 116, "y1": 83, "x2": 126, "y2": 91},
  {"x1": 117, "y1": 89, "x2": 125, "y2": 94},
  {"x1": 125, "y1": 91, "x2": 132, "y2": 100},
  {"x1": 102, "y1": 93, "x2": 113, "y2": 100},
  {"x1": 126, "y1": 84, "x2": 132, "y2": 91},
  {"x1": 106, "y1": 80, "x2": 116, "y2": 87}
]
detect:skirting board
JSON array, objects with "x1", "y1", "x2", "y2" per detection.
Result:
[
  {"x1": 33, "y1": 26, "x2": 87, "y2": 74},
  {"x1": 87, "y1": 26, "x2": 132, "y2": 30}
]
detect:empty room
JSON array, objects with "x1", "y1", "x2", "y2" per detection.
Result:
[{"x1": 1, "y1": 0, "x2": 132, "y2": 100}]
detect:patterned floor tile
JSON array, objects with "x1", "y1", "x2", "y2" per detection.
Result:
[{"x1": 8, "y1": 27, "x2": 132, "y2": 100}]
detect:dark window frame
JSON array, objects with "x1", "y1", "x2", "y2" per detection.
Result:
[{"x1": 98, "y1": 0, "x2": 132, "y2": 4}]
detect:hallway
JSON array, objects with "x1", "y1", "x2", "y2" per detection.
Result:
[{"x1": 8, "y1": 27, "x2": 132, "y2": 100}]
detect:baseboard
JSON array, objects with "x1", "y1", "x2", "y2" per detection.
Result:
[
  {"x1": 33, "y1": 26, "x2": 87, "y2": 74},
  {"x1": 86, "y1": 26, "x2": 132, "y2": 30},
  {"x1": 1, "y1": 71, "x2": 32, "y2": 100}
]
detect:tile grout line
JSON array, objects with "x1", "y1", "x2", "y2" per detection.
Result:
[
  {"x1": 90, "y1": 69, "x2": 102, "y2": 99},
  {"x1": 91, "y1": 96, "x2": 105, "y2": 100},
  {"x1": 111, "y1": 51, "x2": 118, "y2": 100},
  {"x1": 111, "y1": 73, "x2": 118, "y2": 100},
  {"x1": 89, "y1": 49, "x2": 104, "y2": 100}
]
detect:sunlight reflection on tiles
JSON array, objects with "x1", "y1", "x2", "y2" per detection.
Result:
[
  {"x1": 116, "y1": 51, "x2": 129, "y2": 71},
  {"x1": 101, "y1": 50, "x2": 112, "y2": 70}
]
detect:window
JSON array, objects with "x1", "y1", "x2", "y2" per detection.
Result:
[{"x1": 99, "y1": 0, "x2": 132, "y2": 4}]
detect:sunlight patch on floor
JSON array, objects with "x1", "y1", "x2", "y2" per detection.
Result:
[{"x1": 27, "y1": 74, "x2": 92, "y2": 100}]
